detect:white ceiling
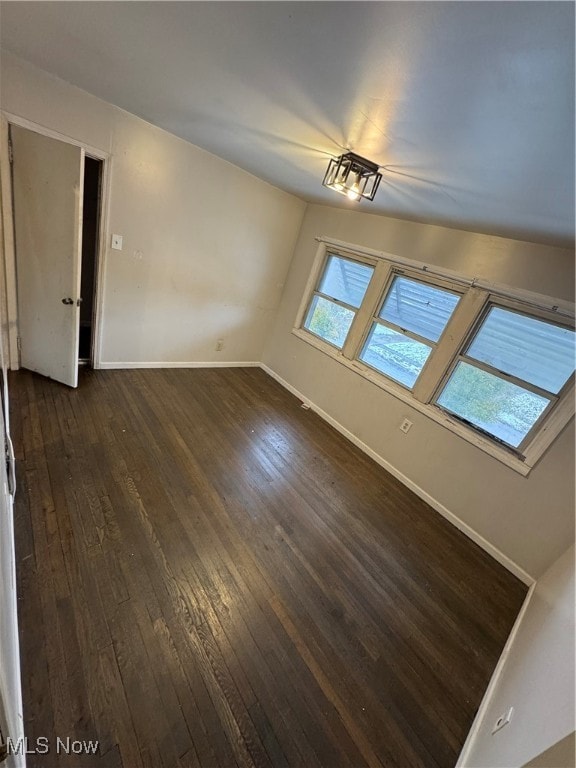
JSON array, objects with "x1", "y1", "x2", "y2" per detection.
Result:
[{"x1": 1, "y1": 1, "x2": 574, "y2": 247}]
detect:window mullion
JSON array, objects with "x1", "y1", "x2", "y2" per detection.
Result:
[
  {"x1": 342, "y1": 260, "x2": 392, "y2": 360},
  {"x1": 372, "y1": 317, "x2": 434, "y2": 347},
  {"x1": 314, "y1": 291, "x2": 357, "y2": 312},
  {"x1": 457, "y1": 356, "x2": 556, "y2": 400},
  {"x1": 294, "y1": 242, "x2": 327, "y2": 329},
  {"x1": 413, "y1": 287, "x2": 488, "y2": 403}
]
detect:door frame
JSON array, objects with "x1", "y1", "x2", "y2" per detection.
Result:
[{"x1": 0, "y1": 112, "x2": 111, "y2": 370}]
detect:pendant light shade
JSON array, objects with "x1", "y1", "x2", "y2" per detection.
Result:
[{"x1": 322, "y1": 152, "x2": 382, "y2": 202}]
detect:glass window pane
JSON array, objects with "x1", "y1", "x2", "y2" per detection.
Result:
[
  {"x1": 466, "y1": 307, "x2": 575, "y2": 394},
  {"x1": 360, "y1": 323, "x2": 432, "y2": 389},
  {"x1": 304, "y1": 295, "x2": 355, "y2": 349},
  {"x1": 437, "y1": 362, "x2": 550, "y2": 447},
  {"x1": 379, "y1": 276, "x2": 460, "y2": 342},
  {"x1": 318, "y1": 255, "x2": 374, "y2": 308}
]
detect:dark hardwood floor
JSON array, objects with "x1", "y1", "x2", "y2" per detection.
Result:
[{"x1": 10, "y1": 367, "x2": 527, "y2": 768}]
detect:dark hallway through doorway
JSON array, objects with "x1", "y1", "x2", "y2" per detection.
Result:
[{"x1": 79, "y1": 155, "x2": 102, "y2": 362}]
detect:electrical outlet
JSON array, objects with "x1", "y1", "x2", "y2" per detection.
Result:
[
  {"x1": 492, "y1": 707, "x2": 514, "y2": 735},
  {"x1": 400, "y1": 419, "x2": 413, "y2": 434},
  {"x1": 216, "y1": 339, "x2": 224, "y2": 352}
]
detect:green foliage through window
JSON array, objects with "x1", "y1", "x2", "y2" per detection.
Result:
[
  {"x1": 437, "y1": 363, "x2": 550, "y2": 447},
  {"x1": 305, "y1": 296, "x2": 354, "y2": 349}
]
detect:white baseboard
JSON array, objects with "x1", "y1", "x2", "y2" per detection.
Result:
[
  {"x1": 260, "y1": 363, "x2": 535, "y2": 587},
  {"x1": 456, "y1": 582, "x2": 537, "y2": 766},
  {"x1": 97, "y1": 361, "x2": 260, "y2": 370}
]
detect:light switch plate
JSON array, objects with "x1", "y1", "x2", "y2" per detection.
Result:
[{"x1": 111, "y1": 234, "x2": 123, "y2": 251}]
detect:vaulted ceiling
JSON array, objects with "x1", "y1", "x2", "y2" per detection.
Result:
[{"x1": 1, "y1": 1, "x2": 574, "y2": 247}]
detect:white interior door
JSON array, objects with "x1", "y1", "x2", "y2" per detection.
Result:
[{"x1": 11, "y1": 124, "x2": 83, "y2": 388}]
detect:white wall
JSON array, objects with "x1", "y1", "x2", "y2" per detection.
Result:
[
  {"x1": 459, "y1": 545, "x2": 575, "y2": 767},
  {"x1": 262, "y1": 204, "x2": 575, "y2": 579},
  {"x1": 0, "y1": 51, "x2": 306, "y2": 366}
]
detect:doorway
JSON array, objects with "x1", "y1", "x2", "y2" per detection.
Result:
[
  {"x1": 8, "y1": 123, "x2": 105, "y2": 386},
  {"x1": 79, "y1": 156, "x2": 102, "y2": 364}
]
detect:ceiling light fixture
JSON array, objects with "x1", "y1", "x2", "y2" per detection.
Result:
[{"x1": 322, "y1": 152, "x2": 382, "y2": 202}]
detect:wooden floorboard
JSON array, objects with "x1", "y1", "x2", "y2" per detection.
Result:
[{"x1": 10, "y1": 367, "x2": 527, "y2": 768}]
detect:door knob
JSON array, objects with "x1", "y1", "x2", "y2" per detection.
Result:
[{"x1": 62, "y1": 297, "x2": 74, "y2": 305}]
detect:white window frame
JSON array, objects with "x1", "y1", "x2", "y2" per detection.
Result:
[
  {"x1": 355, "y1": 266, "x2": 465, "y2": 395},
  {"x1": 293, "y1": 239, "x2": 575, "y2": 476},
  {"x1": 301, "y1": 251, "x2": 376, "y2": 351}
]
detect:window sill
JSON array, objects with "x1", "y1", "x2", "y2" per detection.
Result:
[{"x1": 292, "y1": 327, "x2": 533, "y2": 476}]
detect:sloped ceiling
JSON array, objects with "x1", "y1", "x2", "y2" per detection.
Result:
[{"x1": 0, "y1": 1, "x2": 574, "y2": 247}]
